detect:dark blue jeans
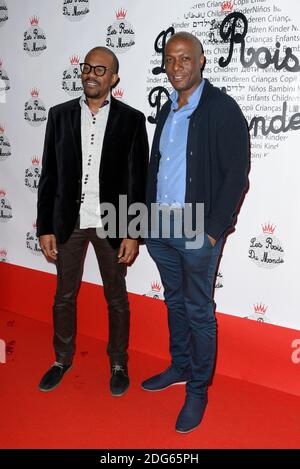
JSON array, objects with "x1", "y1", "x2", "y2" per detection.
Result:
[{"x1": 145, "y1": 211, "x2": 224, "y2": 397}]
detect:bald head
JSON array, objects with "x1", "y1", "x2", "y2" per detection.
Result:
[
  {"x1": 166, "y1": 32, "x2": 204, "y2": 56},
  {"x1": 164, "y1": 31, "x2": 205, "y2": 98},
  {"x1": 85, "y1": 46, "x2": 119, "y2": 74}
]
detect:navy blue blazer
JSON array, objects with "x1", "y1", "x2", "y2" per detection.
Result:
[{"x1": 146, "y1": 79, "x2": 250, "y2": 241}]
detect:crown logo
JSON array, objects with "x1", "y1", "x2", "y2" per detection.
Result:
[
  {"x1": 262, "y1": 222, "x2": 275, "y2": 235},
  {"x1": 70, "y1": 54, "x2": 80, "y2": 65},
  {"x1": 31, "y1": 157, "x2": 40, "y2": 166},
  {"x1": 31, "y1": 88, "x2": 39, "y2": 98},
  {"x1": 221, "y1": 1, "x2": 234, "y2": 11},
  {"x1": 0, "y1": 249, "x2": 7, "y2": 258},
  {"x1": 112, "y1": 87, "x2": 124, "y2": 99},
  {"x1": 254, "y1": 303, "x2": 267, "y2": 314},
  {"x1": 30, "y1": 16, "x2": 39, "y2": 26},
  {"x1": 0, "y1": 189, "x2": 6, "y2": 197},
  {"x1": 0, "y1": 125, "x2": 5, "y2": 134},
  {"x1": 116, "y1": 8, "x2": 127, "y2": 19},
  {"x1": 151, "y1": 281, "x2": 161, "y2": 292}
]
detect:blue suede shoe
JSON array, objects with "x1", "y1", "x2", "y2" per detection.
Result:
[
  {"x1": 175, "y1": 395, "x2": 208, "y2": 433},
  {"x1": 141, "y1": 366, "x2": 191, "y2": 391}
]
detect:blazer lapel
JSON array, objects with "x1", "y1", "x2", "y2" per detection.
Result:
[
  {"x1": 100, "y1": 97, "x2": 120, "y2": 178},
  {"x1": 70, "y1": 99, "x2": 82, "y2": 174}
]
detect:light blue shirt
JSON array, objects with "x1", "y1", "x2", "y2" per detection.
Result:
[{"x1": 156, "y1": 80, "x2": 205, "y2": 207}]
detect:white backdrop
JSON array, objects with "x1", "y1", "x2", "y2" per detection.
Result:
[{"x1": 1, "y1": 0, "x2": 300, "y2": 329}]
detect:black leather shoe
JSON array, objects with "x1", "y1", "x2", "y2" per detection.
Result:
[
  {"x1": 110, "y1": 364, "x2": 129, "y2": 397},
  {"x1": 38, "y1": 362, "x2": 72, "y2": 392}
]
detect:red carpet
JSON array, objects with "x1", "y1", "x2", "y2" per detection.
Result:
[
  {"x1": 1, "y1": 308, "x2": 300, "y2": 449},
  {"x1": 1, "y1": 263, "x2": 300, "y2": 398}
]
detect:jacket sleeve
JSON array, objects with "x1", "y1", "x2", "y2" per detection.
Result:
[
  {"x1": 126, "y1": 113, "x2": 149, "y2": 237},
  {"x1": 206, "y1": 101, "x2": 250, "y2": 240},
  {"x1": 36, "y1": 107, "x2": 57, "y2": 237}
]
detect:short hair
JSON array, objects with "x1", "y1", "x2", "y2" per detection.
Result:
[
  {"x1": 166, "y1": 31, "x2": 204, "y2": 55},
  {"x1": 85, "y1": 46, "x2": 119, "y2": 74}
]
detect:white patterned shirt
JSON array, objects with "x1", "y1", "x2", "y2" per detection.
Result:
[{"x1": 79, "y1": 93, "x2": 110, "y2": 229}]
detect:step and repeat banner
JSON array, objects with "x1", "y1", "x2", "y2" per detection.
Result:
[{"x1": 1, "y1": 0, "x2": 299, "y2": 329}]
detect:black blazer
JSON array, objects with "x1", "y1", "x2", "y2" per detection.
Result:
[
  {"x1": 146, "y1": 79, "x2": 250, "y2": 241},
  {"x1": 37, "y1": 96, "x2": 149, "y2": 248}
]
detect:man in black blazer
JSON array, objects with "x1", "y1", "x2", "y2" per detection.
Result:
[
  {"x1": 142, "y1": 32, "x2": 249, "y2": 432},
  {"x1": 37, "y1": 46, "x2": 148, "y2": 396}
]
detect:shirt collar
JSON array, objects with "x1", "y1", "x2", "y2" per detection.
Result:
[
  {"x1": 170, "y1": 79, "x2": 205, "y2": 111},
  {"x1": 79, "y1": 92, "x2": 111, "y2": 112}
]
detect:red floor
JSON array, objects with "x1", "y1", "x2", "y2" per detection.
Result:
[{"x1": 1, "y1": 308, "x2": 300, "y2": 449}]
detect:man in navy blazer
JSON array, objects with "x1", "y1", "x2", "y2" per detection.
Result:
[
  {"x1": 37, "y1": 46, "x2": 148, "y2": 396},
  {"x1": 142, "y1": 32, "x2": 249, "y2": 432}
]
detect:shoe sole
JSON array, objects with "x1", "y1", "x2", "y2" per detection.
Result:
[
  {"x1": 38, "y1": 365, "x2": 73, "y2": 392},
  {"x1": 176, "y1": 423, "x2": 200, "y2": 434},
  {"x1": 141, "y1": 381, "x2": 188, "y2": 392},
  {"x1": 110, "y1": 386, "x2": 129, "y2": 397}
]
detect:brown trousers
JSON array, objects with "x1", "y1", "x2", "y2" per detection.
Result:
[{"x1": 53, "y1": 224, "x2": 129, "y2": 367}]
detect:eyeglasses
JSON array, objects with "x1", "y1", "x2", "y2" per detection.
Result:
[{"x1": 79, "y1": 62, "x2": 112, "y2": 77}]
